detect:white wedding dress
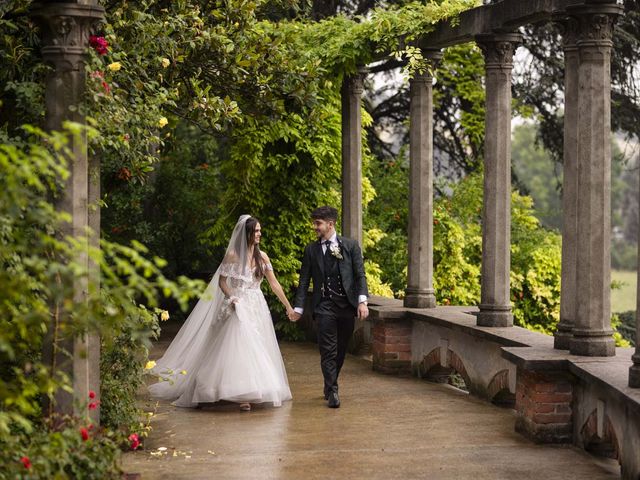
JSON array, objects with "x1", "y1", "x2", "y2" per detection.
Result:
[{"x1": 148, "y1": 215, "x2": 292, "y2": 408}]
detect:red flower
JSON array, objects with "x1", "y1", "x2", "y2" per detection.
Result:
[
  {"x1": 88, "y1": 402, "x2": 98, "y2": 410},
  {"x1": 128, "y1": 433, "x2": 141, "y2": 450},
  {"x1": 89, "y1": 35, "x2": 109, "y2": 55},
  {"x1": 20, "y1": 456, "x2": 31, "y2": 469},
  {"x1": 80, "y1": 427, "x2": 89, "y2": 441},
  {"x1": 117, "y1": 167, "x2": 132, "y2": 181},
  {"x1": 101, "y1": 80, "x2": 111, "y2": 94},
  {"x1": 88, "y1": 390, "x2": 96, "y2": 399}
]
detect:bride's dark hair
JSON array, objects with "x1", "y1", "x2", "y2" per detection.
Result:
[{"x1": 245, "y1": 217, "x2": 264, "y2": 279}]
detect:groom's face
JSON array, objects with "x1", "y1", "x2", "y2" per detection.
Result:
[{"x1": 313, "y1": 218, "x2": 334, "y2": 240}]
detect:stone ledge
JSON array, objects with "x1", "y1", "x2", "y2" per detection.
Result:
[
  {"x1": 503, "y1": 345, "x2": 640, "y2": 417},
  {"x1": 402, "y1": 305, "x2": 554, "y2": 349}
]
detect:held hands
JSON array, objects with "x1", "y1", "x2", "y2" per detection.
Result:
[
  {"x1": 357, "y1": 302, "x2": 369, "y2": 320},
  {"x1": 287, "y1": 308, "x2": 301, "y2": 322}
]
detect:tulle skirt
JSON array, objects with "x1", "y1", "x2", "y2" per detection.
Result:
[{"x1": 149, "y1": 288, "x2": 292, "y2": 408}]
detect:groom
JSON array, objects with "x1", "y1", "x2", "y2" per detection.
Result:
[{"x1": 289, "y1": 206, "x2": 369, "y2": 408}]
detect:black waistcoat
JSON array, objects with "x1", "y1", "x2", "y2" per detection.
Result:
[{"x1": 318, "y1": 247, "x2": 350, "y2": 311}]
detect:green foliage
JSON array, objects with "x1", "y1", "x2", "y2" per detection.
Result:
[
  {"x1": 511, "y1": 122, "x2": 562, "y2": 230},
  {"x1": 434, "y1": 43, "x2": 487, "y2": 172},
  {"x1": 368, "y1": 170, "x2": 564, "y2": 332},
  {"x1": 0, "y1": 126, "x2": 203, "y2": 476},
  {"x1": 298, "y1": 0, "x2": 479, "y2": 77},
  {"x1": 100, "y1": 306, "x2": 162, "y2": 434},
  {"x1": 615, "y1": 311, "x2": 636, "y2": 347},
  {"x1": 2, "y1": 415, "x2": 123, "y2": 480}
]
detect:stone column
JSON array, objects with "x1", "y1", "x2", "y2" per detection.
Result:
[
  {"x1": 555, "y1": 17, "x2": 580, "y2": 350},
  {"x1": 475, "y1": 33, "x2": 521, "y2": 327},
  {"x1": 33, "y1": 1, "x2": 104, "y2": 419},
  {"x1": 629, "y1": 166, "x2": 640, "y2": 387},
  {"x1": 341, "y1": 69, "x2": 365, "y2": 246},
  {"x1": 568, "y1": 4, "x2": 622, "y2": 357},
  {"x1": 404, "y1": 50, "x2": 442, "y2": 309}
]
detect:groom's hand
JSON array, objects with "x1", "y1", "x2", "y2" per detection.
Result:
[
  {"x1": 289, "y1": 311, "x2": 301, "y2": 322},
  {"x1": 357, "y1": 303, "x2": 369, "y2": 320}
]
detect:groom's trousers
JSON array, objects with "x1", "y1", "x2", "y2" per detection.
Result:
[{"x1": 315, "y1": 297, "x2": 356, "y2": 397}]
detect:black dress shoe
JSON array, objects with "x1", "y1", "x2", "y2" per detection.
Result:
[{"x1": 327, "y1": 392, "x2": 340, "y2": 408}]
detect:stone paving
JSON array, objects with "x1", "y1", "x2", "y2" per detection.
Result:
[{"x1": 122, "y1": 341, "x2": 620, "y2": 479}]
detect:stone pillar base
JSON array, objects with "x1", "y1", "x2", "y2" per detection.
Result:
[
  {"x1": 404, "y1": 289, "x2": 436, "y2": 308},
  {"x1": 628, "y1": 355, "x2": 640, "y2": 388},
  {"x1": 515, "y1": 369, "x2": 573, "y2": 444},
  {"x1": 553, "y1": 326, "x2": 572, "y2": 350},
  {"x1": 477, "y1": 305, "x2": 513, "y2": 327},
  {"x1": 569, "y1": 331, "x2": 615, "y2": 357},
  {"x1": 372, "y1": 321, "x2": 412, "y2": 375}
]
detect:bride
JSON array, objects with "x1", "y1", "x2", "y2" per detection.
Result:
[{"x1": 148, "y1": 215, "x2": 294, "y2": 411}]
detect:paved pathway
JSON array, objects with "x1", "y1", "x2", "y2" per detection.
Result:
[{"x1": 122, "y1": 341, "x2": 620, "y2": 479}]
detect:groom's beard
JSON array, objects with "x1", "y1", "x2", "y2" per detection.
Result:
[{"x1": 316, "y1": 228, "x2": 334, "y2": 241}]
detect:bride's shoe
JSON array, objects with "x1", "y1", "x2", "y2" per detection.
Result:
[{"x1": 239, "y1": 403, "x2": 251, "y2": 411}]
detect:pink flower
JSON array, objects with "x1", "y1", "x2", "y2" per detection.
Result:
[
  {"x1": 128, "y1": 433, "x2": 141, "y2": 450},
  {"x1": 89, "y1": 35, "x2": 109, "y2": 55},
  {"x1": 20, "y1": 456, "x2": 31, "y2": 469},
  {"x1": 88, "y1": 390, "x2": 96, "y2": 399},
  {"x1": 80, "y1": 427, "x2": 89, "y2": 441}
]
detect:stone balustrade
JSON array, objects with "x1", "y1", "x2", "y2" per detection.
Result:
[{"x1": 368, "y1": 300, "x2": 640, "y2": 479}]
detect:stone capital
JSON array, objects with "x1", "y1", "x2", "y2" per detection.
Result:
[
  {"x1": 344, "y1": 69, "x2": 366, "y2": 96},
  {"x1": 567, "y1": 4, "x2": 623, "y2": 47},
  {"x1": 554, "y1": 15, "x2": 580, "y2": 51},
  {"x1": 410, "y1": 49, "x2": 443, "y2": 84},
  {"x1": 475, "y1": 33, "x2": 522, "y2": 70},
  {"x1": 32, "y1": 2, "x2": 105, "y2": 71}
]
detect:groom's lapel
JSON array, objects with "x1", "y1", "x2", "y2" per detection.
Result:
[
  {"x1": 315, "y1": 240, "x2": 325, "y2": 277},
  {"x1": 336, "y1": 236, "x2": 348, "y2": 280}
]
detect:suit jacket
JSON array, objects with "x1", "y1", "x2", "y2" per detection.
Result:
[{"x1": 294, "y1": 235, "x2": 368, "y2": 312}]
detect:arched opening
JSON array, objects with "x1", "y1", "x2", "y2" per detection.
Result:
[
  {"x1": 488, "y1": 369, "x2": 515, "y2": 408},
  {"x1": 581, "y1": 409, "x2": 621, "y2": 461},
  {"x1": 418, "y1": 347, "x2": 470, "y2": 392}
]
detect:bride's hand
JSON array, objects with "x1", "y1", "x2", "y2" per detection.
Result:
[{"x1": 228, "y1": 296, "x2": 240, "y2": 309}]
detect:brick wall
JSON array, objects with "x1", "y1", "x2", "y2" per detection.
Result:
[
  {"x1": 515, "y1": 368, "x2": 573, "y2": 443},
  {"x1": 372, "y1": 322, "x2": 412, "y2": 375}
]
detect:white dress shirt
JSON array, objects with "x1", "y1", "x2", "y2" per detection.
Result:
[{"x1": 294, "y1": 232, "x2": 368, "y2": 315}]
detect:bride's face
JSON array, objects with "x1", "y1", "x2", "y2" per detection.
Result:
[{"x1": 253, "y1": 223, "x2": 262, "y2": 245}]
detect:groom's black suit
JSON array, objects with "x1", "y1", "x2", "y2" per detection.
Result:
[{"x1": 294, "y1": 235, "x2": 368, "y2": 398}]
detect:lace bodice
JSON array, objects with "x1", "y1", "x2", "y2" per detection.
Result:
[{"x1": 221, "y1": 263, "x2": 273, "y2": 292}]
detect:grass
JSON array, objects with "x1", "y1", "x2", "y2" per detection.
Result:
[{"x1": 612, "y1": 269, "x2": 637, "y2": 313}]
